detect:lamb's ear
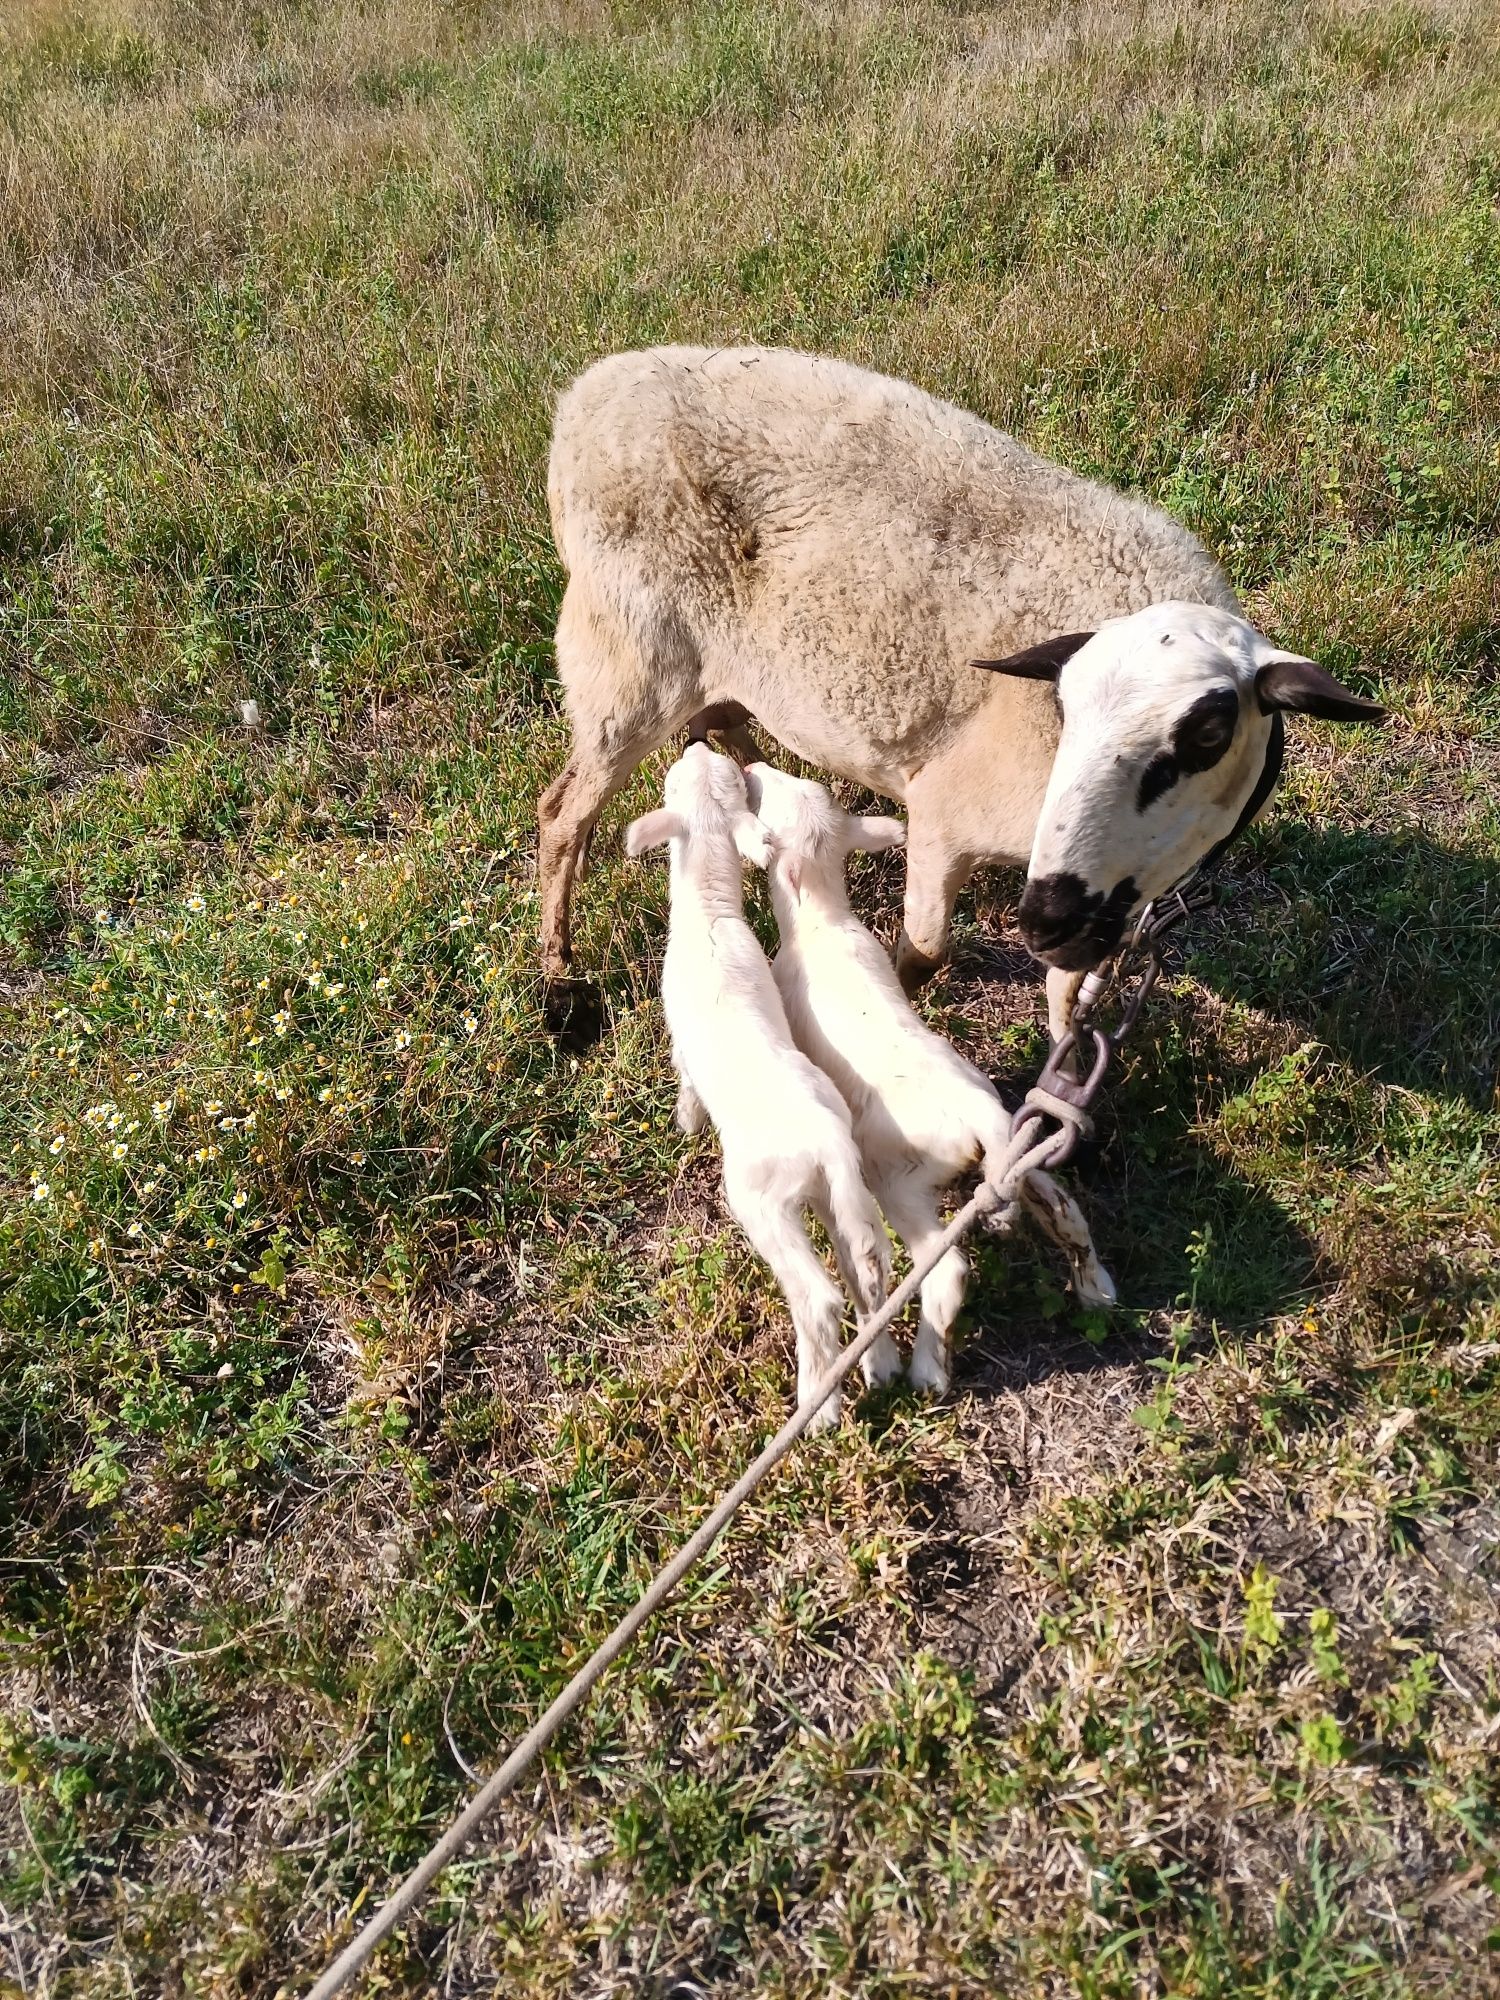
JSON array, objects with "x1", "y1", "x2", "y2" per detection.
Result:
[
  {"x1": 1255, "y1": 654, "x2": 1385, "y2": 722},
  {"x1": 732, "y1": 812, "x2": 773, "y2": 869},
  {"x1": 972, "y1": 631, "x2": 1095, "y2": 681},
  {"x1": 624, "y1": 809, "x2": 685, "y2": 857},
  {"x1": 844, "y1": 814, "x2": 906, "y2": 854}
]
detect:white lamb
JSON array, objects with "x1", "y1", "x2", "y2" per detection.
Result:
[
  {"x1": 747, "y1": 762, "x2": 1117, "y2": 1395},
  {"x1": 624, "y1": 744, "x2": 899, "y2": 1429}
]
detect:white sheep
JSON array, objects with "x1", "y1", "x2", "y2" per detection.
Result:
[
  {"x1": 623, "y1": 744, "x2": 899, "y2": 1429},
  {"x1": 747, "y1": 762, "x2": 1115, "y2": 1394},
  {"x1": 540, "y1": 346, "x2": 1382, "y2": 1038}
]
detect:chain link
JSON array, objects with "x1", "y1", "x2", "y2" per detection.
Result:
[{"x1": 1004, "y1": 874, "x2": 1218, "y2": 1173}]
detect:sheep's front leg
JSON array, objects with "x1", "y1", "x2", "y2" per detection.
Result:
[
  {"x1": 896, "y1": 819, "x2": 972, "y2": 995},
  {"x1": 1046, "y1": 966, "x2": 1087, "y2": 1047}
]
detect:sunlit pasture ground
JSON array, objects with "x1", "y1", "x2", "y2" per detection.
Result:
[{"x1": 1, "y1": 3, "x2": 1497, "y2": 1994}]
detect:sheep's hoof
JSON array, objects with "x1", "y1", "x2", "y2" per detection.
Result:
[
  {"x1": 895, "y1": 930, "x2": 943, "y2": 995},
  {"x1": 542, "y1": 975, "x2": 603, "y2": 1050}
]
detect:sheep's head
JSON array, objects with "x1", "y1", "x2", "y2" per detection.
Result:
[
  {"x1": 745, "y1": 763, "x2": 905, "y2": 895},
  {"x1": 976, "y1": 602, "x2": 1383, "y2": 972},
  {"x1": 625, "y1": 742, "x2": 769, "y2": 865}
]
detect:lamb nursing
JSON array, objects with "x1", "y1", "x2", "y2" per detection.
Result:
[
  {"x1": 747, "y1": 762, "x2": 1114, "y2": 1395},
  {"x1": 541, "y1": 345, "x2": 1382, "y2": 1037},
  {"x1": 626, "y1": 743, "x2": 1119, "y2": 1420},
  {"x1": 623, "y1": 744, "x2": 899, "y2": 1430}
]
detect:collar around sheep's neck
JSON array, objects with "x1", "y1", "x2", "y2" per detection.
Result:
[{"x1": 1201, "y1": 711, "x2": 1285, "y2": 872}]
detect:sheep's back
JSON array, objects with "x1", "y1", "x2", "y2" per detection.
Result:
[{"x1": 550, "y1": 347, "x2": 1237, "y2": 769}]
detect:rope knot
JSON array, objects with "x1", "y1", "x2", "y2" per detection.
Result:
[{"x1": 1022, "y1": 1085, "x2": 1095, "y2": 1144}]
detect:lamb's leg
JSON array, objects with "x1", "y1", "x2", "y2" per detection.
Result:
[
  {"x1": 674, "y1": 1069, "x2": 707, "y2": 1135},
  {"x1": 878, "y1": 1170, "x2": 968, "y2": 1395},
  {"x1": 725, "y1": 1167, "x2": 848, "y2": 1433},
  {"x1": 812, "y1": 1149, "x2": 899, "y2": 1387},
  {"x1": 896, "y1": 816, "x2": 972, "y2": 995},
  {"x1": 1016, "y1": 1171, "x2": 1117, "y2": 1309}
]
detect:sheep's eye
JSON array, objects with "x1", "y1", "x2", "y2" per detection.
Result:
[
  {"x1": 1171, "y1": 692, "x2": 1239, "y2": 774},
  {"x1": 1187, "y1": 714, "x2": 1233, "y2": 754}
]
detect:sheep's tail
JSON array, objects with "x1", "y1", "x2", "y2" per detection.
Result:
[{"x1": 817, "y1": 1147, "x2": 891, "y2": 1319}]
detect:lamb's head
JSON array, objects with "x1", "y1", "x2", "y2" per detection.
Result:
[
  {"x1": 976, "y1": 602, "x2": 1383, "y2": 972},
  {"x1": 624, "y1": 742, "x2": 770, "y2": 865},
  {"x1": 744, "y1": 763, "x2": 905, "y2": 896}
]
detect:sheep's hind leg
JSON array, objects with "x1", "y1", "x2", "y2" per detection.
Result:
[
  {"x1": 539, "y1": 585, "x2": 690, "y2": 1040},
  {"x1": 537, "y1": 752, "x2": 618, "y2": 1046}
]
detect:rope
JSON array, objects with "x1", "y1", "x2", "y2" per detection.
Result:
[
  {"x1": 1019, "y1": 1085, "x2": 1095, "y2": 1143},
  {"x1": 304, "y1": 1118, "x2": 1072, "y2": 1999}
]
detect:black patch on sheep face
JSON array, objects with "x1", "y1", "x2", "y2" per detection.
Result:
[
  {"x1": 1136, "y1": 752, "x2": 1178, "y2": 813},
  {"x1": 1017, "y1": 871, "x2": 1140, "y2": 971},
  {"x1": 1134, "y1": 687, "x2": 1240, "y2": 816},
  {"x1": 1172, "y1": 687, "x2": 1240, "y2": 772}
]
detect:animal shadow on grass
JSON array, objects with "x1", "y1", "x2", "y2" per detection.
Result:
[
  {"x1": 1192, "y1": 821, "x2": 1500, "y2": 1114},
  {"x1": 936, "y1": 813, "x2": 1499, "y2": 1406},
  {"x1": 961, "y1": 818, "x2": 1499, "y2": 1111}
]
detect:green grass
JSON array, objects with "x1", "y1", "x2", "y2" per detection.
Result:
[{"x1": 2, "y1": 1, "x2": 1498, "y2": 1993}]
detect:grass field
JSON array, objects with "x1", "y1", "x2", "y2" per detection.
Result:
[{"x1": 2, "y1": 1, "x2": 1498, "y2": 1993}]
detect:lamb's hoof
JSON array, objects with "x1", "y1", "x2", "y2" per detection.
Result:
[
  {"x1": 1074, "y1": 1260, "x2": 1118, "y2": 1311},
  {"x1": 542, "y1": 975, "x2": 603, "y2": 1050},
  {"x1": 895, "y1": 930, "x2": 942, "y2": 996},
  {"x1": 907, "y1": 1348, "x2": 950, "y2": 1396},
  {"x1": 802, "y1": 1389, "x2": 842, "y2": 1434},
  {"x1": 674, "y1": 1084, "x2": 708, "y2": 1136},
  {"x1": 861, "y1": 1332, "x2": 904, "y2": 1388}
]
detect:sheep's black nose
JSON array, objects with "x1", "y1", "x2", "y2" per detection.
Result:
[
  {"x1": 1018, "y1": 871, "x2": 1137, "y2": 971},
  {"x1": 1018, "y1": 872, "x2": 1092, "y2": 953}
]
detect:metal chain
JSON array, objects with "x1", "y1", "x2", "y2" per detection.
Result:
[{"x1": 1009, "y1": 874, "x2": 1217, "y2": 1170}]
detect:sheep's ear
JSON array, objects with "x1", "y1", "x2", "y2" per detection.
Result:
[
  {"x1": 732, "y1": 812, "x2": 773, "y2": 869},
  {"x1": 1254, "y1": 654, "x2": 1385, "y2": 722},
  {"x1": 844, "y1": 814, "x2": 906, "y2": 854},
  {"x1": 972, "y1": 631, "x2": 1095, "y2": 681},
  {"x1": 624, "y1": 809, "x2": 685, "y2": 857}
]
